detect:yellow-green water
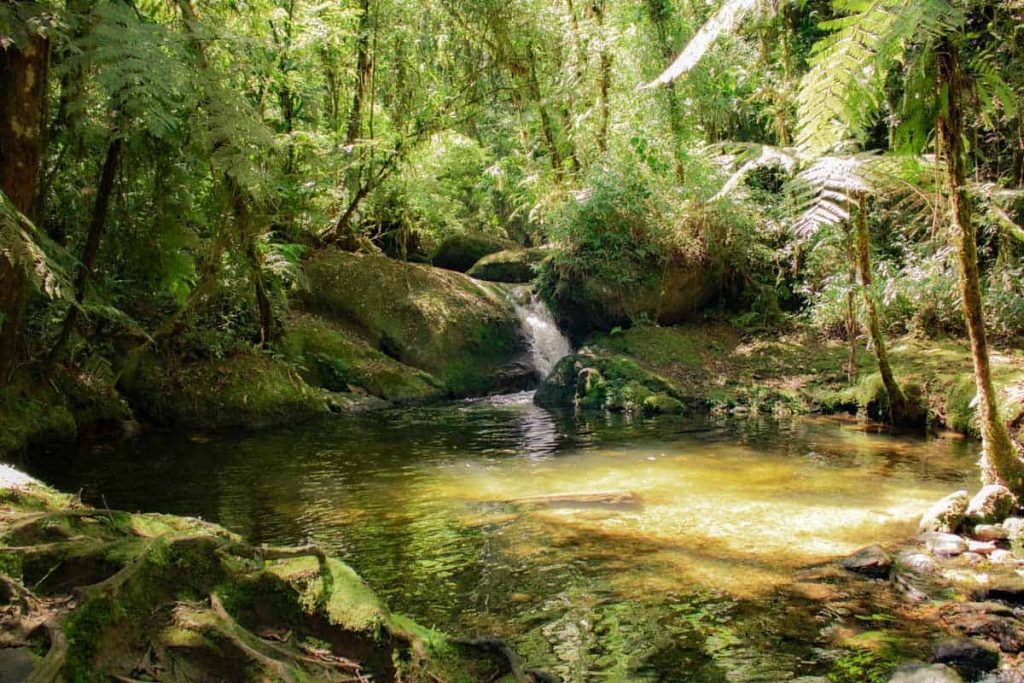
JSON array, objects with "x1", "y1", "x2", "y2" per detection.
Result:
[{"x1": 20, "y1": 393, "x2": 977, "y2": 681}]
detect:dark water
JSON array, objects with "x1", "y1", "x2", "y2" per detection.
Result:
[{"x1": 17, "y1": 393, "x2": 978, "y2": 681}]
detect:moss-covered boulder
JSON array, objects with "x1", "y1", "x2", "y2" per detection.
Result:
[
  {"x1": 0, "y1": 475, "x2": 536, "y2": 682},
  {"x1": 281, "y1": 312, "x2": 445, "y2": 403},
  {"x1": 431, "y1": 232, "x2": 518, "y2": 273},
  {"x1": 538, "y1": 255, "x2": 726, "y2": 339},
  {"x1": 302, "y1": 250, "x2": 528, "y2": 396},
  {"x1": 466, "y1": 248, "x2": 548, "y2": 283},
  {"x1": 535, "y1": 350, "x2": 685, "y2": 413},
  {"x1": 0, "y1": 370, "x2": 132, "y2": 455},
  {"x1": 121, "y1": 352, "x2": 328, "y2": 430}
]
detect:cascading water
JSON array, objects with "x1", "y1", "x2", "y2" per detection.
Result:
[{"x1": 509, "y1": 285, "x2": 572, "y2": 379}]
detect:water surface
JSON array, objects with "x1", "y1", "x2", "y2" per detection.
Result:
[{"x1": 19, "y1": 394, "x2": 978, "y2": 681}]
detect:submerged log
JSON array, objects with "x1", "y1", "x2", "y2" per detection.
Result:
[{"x1": 502, "y1": 490, "x2": 641, "y2": 508}]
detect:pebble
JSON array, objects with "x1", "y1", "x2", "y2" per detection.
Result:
[
  {"x1": 842, "y1": 544, "x2": 892, "y2": 578},
  {"x1": 967, "y1": 540, "x2": 997, "y2": 555},
  {"x1": 989, "y1": 549, "x2": 1015, "y2": 564}
]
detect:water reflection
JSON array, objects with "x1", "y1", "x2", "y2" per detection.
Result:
[{"x1": 15, "y1": 398, "x2": 978, "y2": 681}]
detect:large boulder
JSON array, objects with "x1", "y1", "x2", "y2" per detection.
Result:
[
  {"x1": 919, "y1": 490, "x2": 970, "y2": 534},
  {"x1": 888, "y1": 664, "x2": 962, "y2": 683},
  {"x1": 538, "y1": 254, "x2": 726, "y2": 339},
  {"x1": 931, "y1": 639, "x2": 999, "y2": 680},
  {"x1": 535, "y1": 351, "x2": 684, "y2": 414},
  {"x1": 121, "y1": 353, "x2": 328, "y2": 430},
  {"x1": 431, "y1": 232, "x2": 518, "y2": 272},
  {"x1": 466, "y1": 247, "x2": 548, "y2": 283},
  {"x1": 966, "y1": 485, "x2": 1018, "y2": 525},
  {"x1": 280, "y1": 312, "x2": 445, "y2": 403},
  {"x1": 302, "y1": 250, "x2": 528, "y2": 396}
]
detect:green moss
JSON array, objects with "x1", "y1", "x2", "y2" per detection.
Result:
[
  {"x1": 280, "y1": 312, "x2": 443, "y2": 402},
  {"x1": 121, "y1": 352, "x2": 327, "y2": 430},
  {"x1": 302, "y1": 250, "x2": 525, "y2": 397},
  {"x1": 0, "y1": 383, "x2": 76, "y2": 455},
  {"x1": 642, "y1": 393, "x2": 685, "y2": 414},
  {"x1": 944, "y1": 374, "x2": 978, "y2": 435}
]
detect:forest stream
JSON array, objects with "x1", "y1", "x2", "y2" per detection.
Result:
[{"x1": 17, "y1": 401, "x2": 978, "y2": 681}]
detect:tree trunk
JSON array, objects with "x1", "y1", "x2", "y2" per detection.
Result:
[
  {"x1": 593, "y1": 0, "x2": 611, "y2": 154},
  {"x1": 855, "y1": 195, "x2": 913, "y2": 425},
  {"x1": 645, "y1": 0, "x2": 685, "y2": 182},
  {"x1": 234, "y1": 193, "x2": 275, "y2": 346},
  {"x1": 46, "y1": 135, "x2": 123, "y2": 371},
  {"x1": 938, "y1": 40, "x2": 1024, "y2": 492},
  {"x1": 0, "y1": 27, "x2": 49, "y2": 382},
  {"x1": 345, "y1": 0, "x2": 371, "y2": 146},
  {"x1": 846, "y1": 226, "x2": 857, "y2": 384}
]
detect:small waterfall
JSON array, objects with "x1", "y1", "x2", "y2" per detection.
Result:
[{"x1": 509, "y1": 286, "x2": 572, "y2": 379}]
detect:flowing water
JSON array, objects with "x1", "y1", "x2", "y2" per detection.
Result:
[
  {"x1": 508, "y1": 285, "x2": 572, "y2": 378},
  {"x1": 17, "y1": 397, "x2": 979, "y2": 681}
]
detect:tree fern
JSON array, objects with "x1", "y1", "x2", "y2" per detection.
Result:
[{"x1": 796, "y1": 0, "x2": 961, "y2": 153}]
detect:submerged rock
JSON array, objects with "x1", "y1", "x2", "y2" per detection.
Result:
[
  {"x1": 842, "y1": 544, "x2": 892, "y2": 578},
  {"x1": 931, "y1": 638, "x2": 1000, "y2": 679},
  {"x1": 921, "y1": 532, "x2": 968, "y2": 557},
  {"x1": 920, "y1": 491, "x2": 969, "y2": 534},
  {"x1": 889, "y1": 663, "x2": 963, "y2": 683},
  {"x1": 966, "y1": 485, "x2": 1018, "y2": 525}
]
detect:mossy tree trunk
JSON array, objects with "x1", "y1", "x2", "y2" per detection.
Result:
[
  {"x1": 854, "y1": 194, "x2": 913, "y2": 425},
  {"x1": 644, "y1": 0, "x2": 686, "y2": 182},
  {"x1": 938, "y1": 39, "x2": 1024, "y2": 493},
  {"x1": 0, "y1": 23, "x2": 49, "y2": 383},
  {"x1": 845, "y1": 225, "x2": 858, "y2": 384},
  {"x1": 592, "y1": 0, "x2": 611, "y2": 154}
]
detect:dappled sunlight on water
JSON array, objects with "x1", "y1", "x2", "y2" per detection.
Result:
[{"x1": 16, "y1": 394, "x2": 978, "y2": 681}]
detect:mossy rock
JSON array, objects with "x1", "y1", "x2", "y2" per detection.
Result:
[
  {"x1": 280, "y1": 312, "x2": 444, "y2": 402},
  {"x1": 0, "y1": 477, "x2": 531, "y2": 682},
  {"x1": 302, "y1": 250, "x2": 527, "y2": 396},
  {"x1": 466, "y1": 248, "x2": 547, "y2": 283},
  {"x1": 535, "y1": 351, "x2": 684, "y2": 413},
  {"x1": 537, "y1": 250, "x2": 725, "y2": 339},
  {"x1": 121, "y1": 352, "x2": 328, "y2": 430},
  {"x1": 944, "y1": 374, "x2": 979, "y2": 436},
  {"x1": 0, "y1": 383, "x2": 76, "y2": 455},
  {"x1": 431, "y1": 232, "x2": 518, "y2": 273}
]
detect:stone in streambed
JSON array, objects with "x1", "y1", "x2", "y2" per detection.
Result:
[
  {"x1": 966, "y1": 485, "x2": 1018, "y2": 525},
  {"x1": 967, "y1": 540, "x2": 998, "y2": 554},
  {"x1": 888, "y1": 663, "x2": 962, "y2": 683},
  {"x1": 921, "y1": 532, "x2": 968, "y2": 557},
  {"x1": 920, "y1": 490, "x2": 969, "y2": 534},
  {"x1": 931, "y1": 638, "x2": 1000, "y2": 679},
  {"x1": 971, "y1": 524, "x2": 1009, "y2": 542},
  {"x1": 842, "y1": 544, "x2": 892, "y2": 578},
  {"x1": 1001, "y1": 517, "x2": 1024, "y2": 541}
]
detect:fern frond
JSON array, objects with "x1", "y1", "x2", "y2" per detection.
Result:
[{"x1": 796, "y1": 0, "x2": 960, "y2": 153}]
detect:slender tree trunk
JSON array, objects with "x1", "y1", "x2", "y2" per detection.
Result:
[
  {"x1": 846, "y1": 226, "x2": 858, "y2": 384},
  {"x1": 0, "y1": 27, "x2": 49, "y2": 382},
  {"x1": 46, "y1": 134, "x2": 124, "y2": 371},
  {"x1": 346, "y1": 0, "x2": 371, "y2": 146},
  {"x1": 593, "y1": 0, "x2": 611, "y2": 154},
  {"x1": 938, "y1": 40, "x2": 1024, "y2": 492},
  {"x1": 232, "y1": 190, "x2": 275, "y2": 345},
  {"x1": 855, "y1": 195, "x2": 912, "y2": 424},
  {"x1": 645, "y1": 0, "x2": 685, "y2": 182}
]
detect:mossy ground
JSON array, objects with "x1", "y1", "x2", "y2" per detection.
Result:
[
  {"x1": 0, "y1": 476, "x2": 528, "y2": 682},
  {"x1": 537, "y1": 323, "x2": 1024, "y2": 434}
]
